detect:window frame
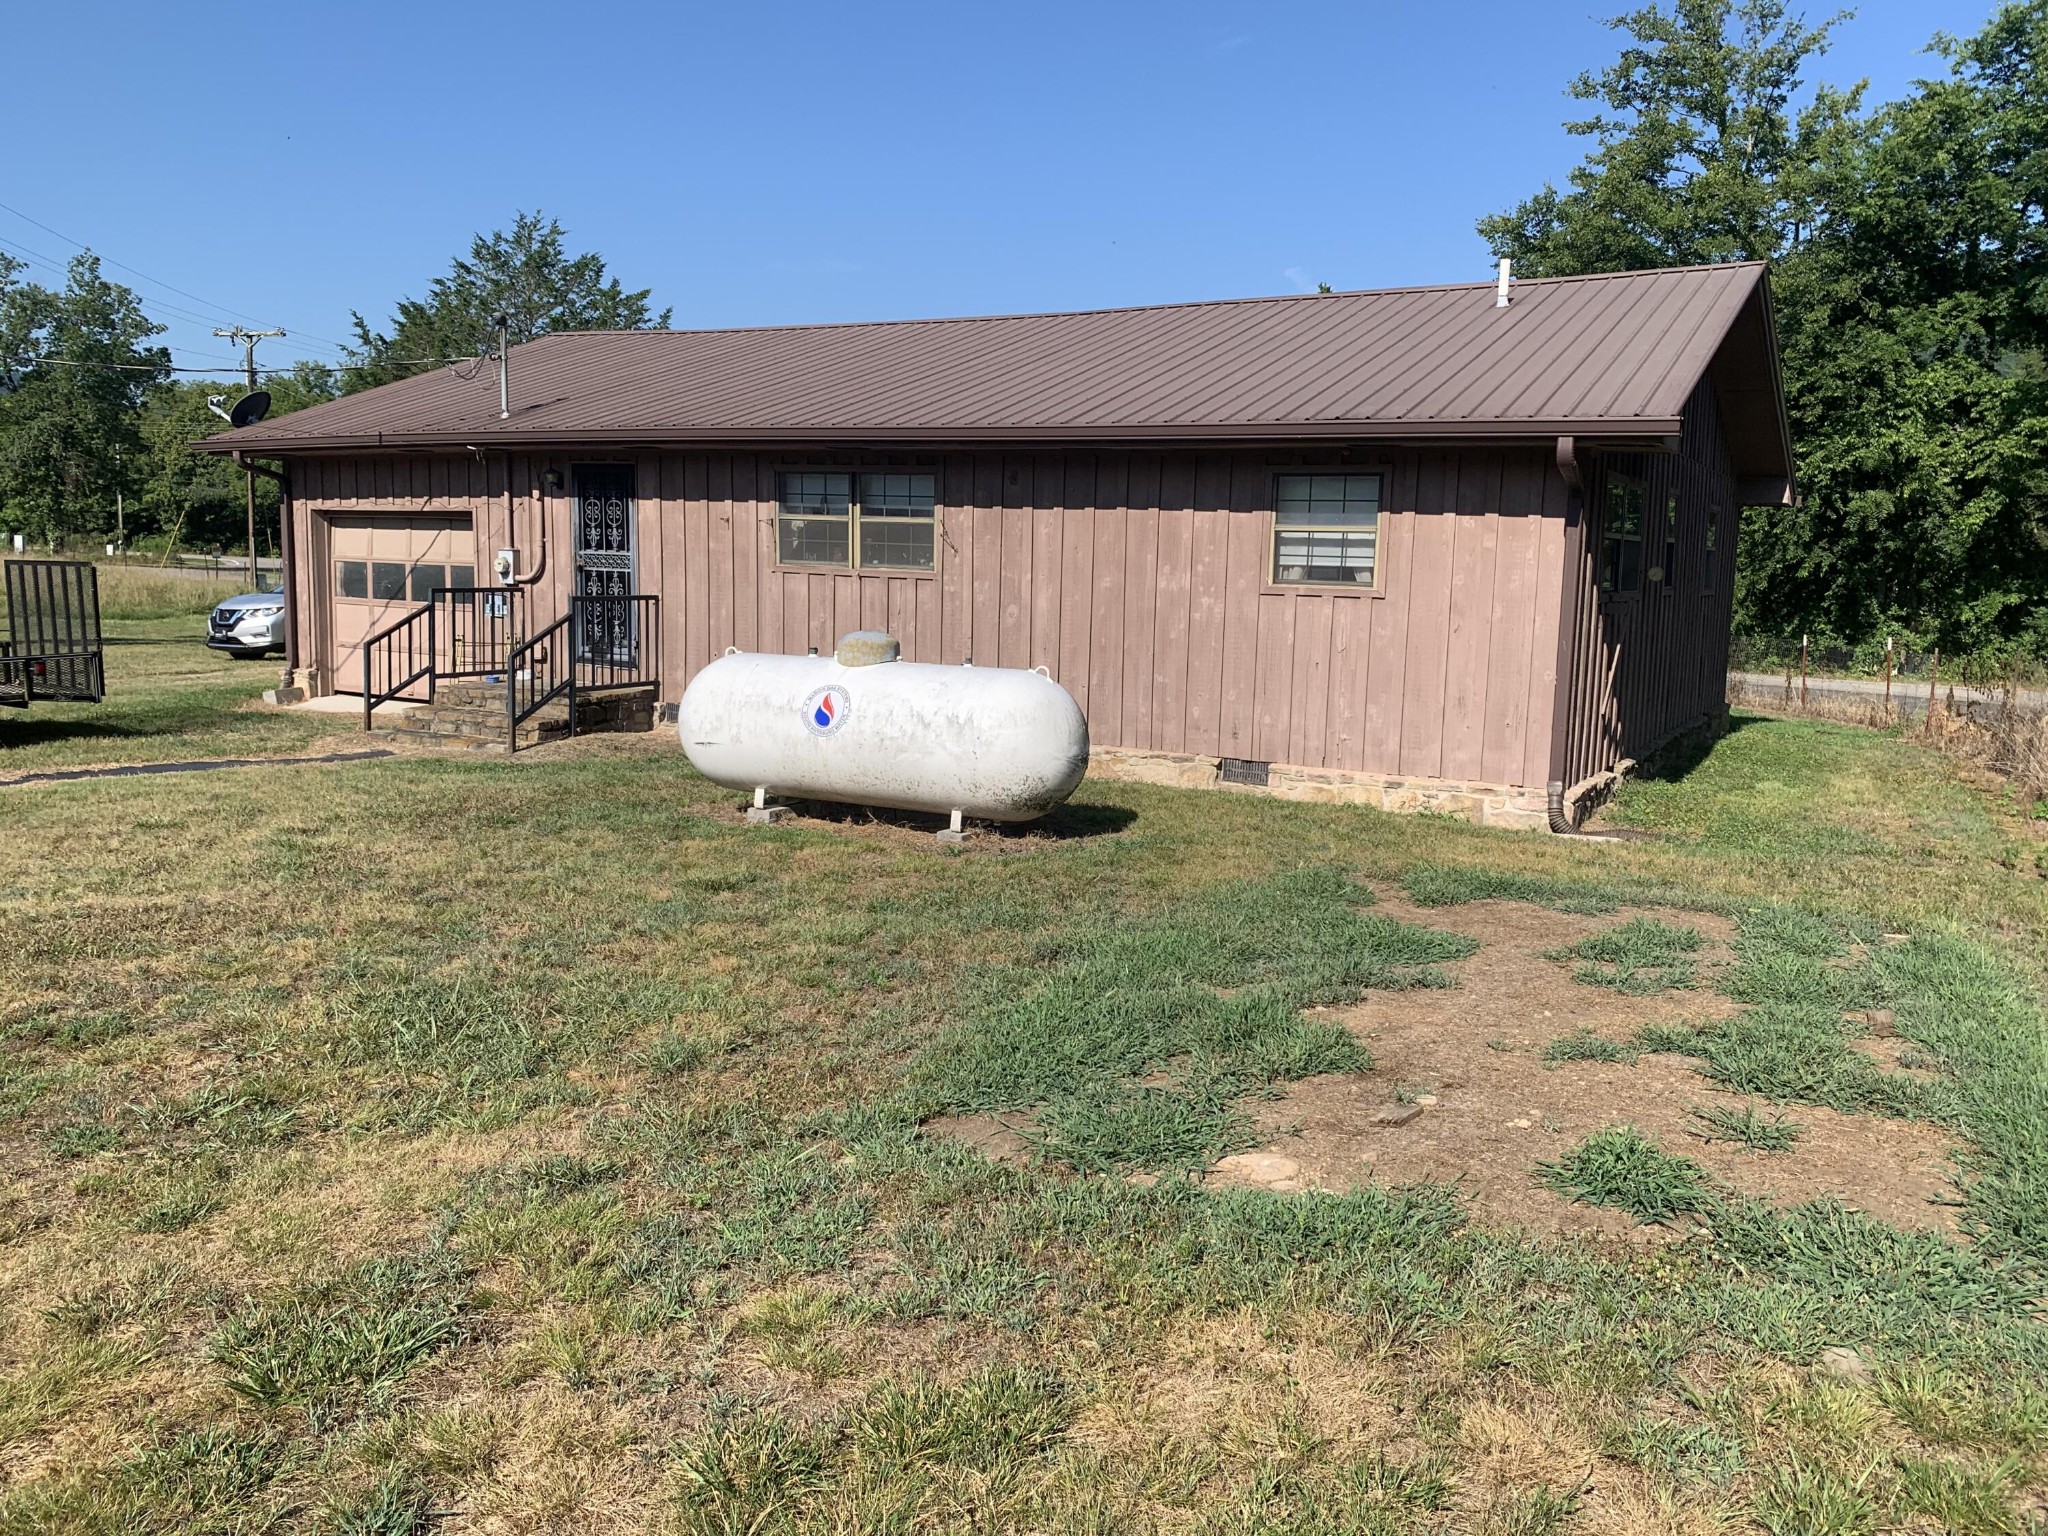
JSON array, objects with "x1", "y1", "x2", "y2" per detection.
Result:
[
  {"x1": 1658, "y1": 489, "x2": 1679, "y2": 596},
  {"x1": 1702, "y1": 502, "x2": 1721, "y2": 595},
  {"x1": 1265, "y1": 468, "x2": 1390, "y2": 597},
  {"x1": 1597, "y1": 465, "x2": 1648, "y2": 603},
  {"x1": 771, "y1": 467, "x2": 941, "y2": 577}
]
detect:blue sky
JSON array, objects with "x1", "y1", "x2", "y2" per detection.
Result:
[{"x1": 5, "y1": 0, "x2": 2002, "y2": 380}]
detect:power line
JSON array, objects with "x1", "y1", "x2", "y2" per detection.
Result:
[
  {"x1": 1, "y1": 235, "x2": 352, "y2": 360},
  {"x1": 0, "y1": 199, "x2": 357, "y2": 359},
  {"x1": 5, "y1": 352, "x2": 484, "y2": 376}
]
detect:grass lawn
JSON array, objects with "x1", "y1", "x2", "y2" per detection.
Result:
[
  {"x1": 1, "y1": 611, "x2": 350, "y2": 777},
  {"x1": 4, "y1": 636, "x2": 2048, "y2": 1534}
]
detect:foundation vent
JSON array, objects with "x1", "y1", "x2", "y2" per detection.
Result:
[{"x1": 1219, "y1": 757, "x2": 1271, "y2": 787}]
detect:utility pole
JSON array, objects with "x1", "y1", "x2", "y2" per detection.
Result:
[{"x1": 215, "y1": 325, "x2": 285, "y2": 588}]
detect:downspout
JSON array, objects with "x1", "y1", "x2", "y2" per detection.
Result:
[
  {"x1": 234, "y1": 452, "x2": 295, "y2": 675},
  {"x1": 1546, "y1": 436, "x2": 1586, "y2": 834}
]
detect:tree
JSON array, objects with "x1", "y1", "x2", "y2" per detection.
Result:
[
  {"x1": 344, "y1": 211, "x2": 670, "y2": 392},
  {"x1": 1742, "y1": 2, "x2": 2048, "y2": 655},
  {"x1": 135, "y1": 380, "x2": 266, "y2": 552},
  {"x1": 0, "y1": 251, "x2": 169, "y2": 548},
  {"x1": 1477, "y1": 0, "x2": 1857, "y2": 275},
  {"x1": 264, "y1": 359, "x2": 341, "y2": 417},
  {"x1": 1479, "y1": 0, "x2": 2048, "y2": 660}
]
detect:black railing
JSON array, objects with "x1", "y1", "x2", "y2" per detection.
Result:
[
  {"x1": 504, "y1": 594, "x2": 661, "y2": 752},
  {"x1": 573, "y1": 593, "x2": 659, "y2": 689},
  {"x1": 361, "y1": 588, "x2": 659, "y2": 749},
  {"x1": 433, "y1": 586, "x2": 530, "y2": 680},
  {"x1": 506, "y1": 611, "x2": 573, "y2": 749},
  {"x1": 361, "y1": 603, "x2": 436, "y2": 729}
]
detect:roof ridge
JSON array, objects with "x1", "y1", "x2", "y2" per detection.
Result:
[{"x1": 530, "y1": 261, "x2": 1768, "y2": 344}]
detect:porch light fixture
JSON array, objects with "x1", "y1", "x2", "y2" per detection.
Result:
[{"x1": 541, "y1": 469, "x2": 564, "y2": 492}]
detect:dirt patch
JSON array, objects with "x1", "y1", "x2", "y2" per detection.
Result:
[
  {"x1": 1852, "y1": 1033, "x2": 1944, "y2": 1081},
  {"x1": 924, "y1": 1112, "x2": 1036, "y2": 1165},
  {"x1": 918, "y1": 892, "x2": 1961, "y2": 1241},
  {"x1": 1216, "y1": 891, "x2": 1960, "y2": 1238}
]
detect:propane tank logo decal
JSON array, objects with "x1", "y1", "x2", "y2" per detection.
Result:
[{"x1": 801, "y1": 684, "x2": 851, "y2": 737}]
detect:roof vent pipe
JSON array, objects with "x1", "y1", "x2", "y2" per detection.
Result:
[
  {"x1": 1496, "y1": 258, "x2": 1513, "y2": 308},
  {"x1": 492, "y1": 312, "x2": 510, "y2": 420}
]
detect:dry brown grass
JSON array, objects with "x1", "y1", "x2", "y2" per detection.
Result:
[{"x1": 1926, "y1": 698, "x2": 2048, "y2": 810}]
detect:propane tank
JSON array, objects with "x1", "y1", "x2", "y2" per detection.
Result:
[{"x1": 676, "y1": 631, "x2": 1088, "y2": 822}]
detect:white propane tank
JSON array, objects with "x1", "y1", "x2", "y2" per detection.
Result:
[{"x1": 676, "y1": 632, "x2": 1089, "y2": 822}]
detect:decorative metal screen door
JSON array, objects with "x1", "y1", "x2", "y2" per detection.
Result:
[{"x1": 571, "y1": 465, "x2": 637, "y2": 665}]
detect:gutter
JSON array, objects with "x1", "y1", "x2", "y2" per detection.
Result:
[
  {"x1": 189, "y1": 417, "x2": 1693, "y2": 457},
  {"x1": 1545, "y1": 436, "x2": 1586, "y2": 835}
]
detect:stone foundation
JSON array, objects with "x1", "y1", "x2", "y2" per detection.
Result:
[{"x1": 1088, "y1": 747, "x2": 1550, "y2": 831}]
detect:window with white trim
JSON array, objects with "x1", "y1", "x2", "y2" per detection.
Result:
[
  {"x1": 1271, "y1": 473, "x2": 1383, "y2": 587},
  {"x1": 776, "y1": 471, "x2": 936, "y2": 571}
]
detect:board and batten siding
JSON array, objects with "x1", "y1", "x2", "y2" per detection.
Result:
[
  {"x1": 288, "y1": 444, "x2": 1572, "y2": 793},
  {"x1": 1556, "y1": 380, "x2": 1741, "y2": 793}
]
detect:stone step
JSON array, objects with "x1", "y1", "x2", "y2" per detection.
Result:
[
  {"x1": 397, "y1": 702, "x2": 570, "y2": 730},
  {"x1": 365, "y1": 680, "x2": 654, "y2": 751}
]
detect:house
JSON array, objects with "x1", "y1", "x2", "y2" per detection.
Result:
[{"x1": 198, "y1": 261, "x2": 1792, "y2": 831}]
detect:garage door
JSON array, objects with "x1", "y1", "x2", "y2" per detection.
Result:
[{"x1": 325, "y1": 514, "x2": 476, "y2": 695}]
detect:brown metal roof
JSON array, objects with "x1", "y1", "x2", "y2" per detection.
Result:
[{"x1": 199, "y1": 262, "x2": 1789, "y2": 474}]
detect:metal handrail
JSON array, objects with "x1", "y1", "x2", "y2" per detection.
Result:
[
  {"x1": 360, "y1": 602, "x2": 434, "y2": 730},
  {"x1": 431, "y1": 585, "x2": 529, "y2": 679},
  {"x1": 501, "y1": 594, "x2": 662, "y2": 752},
  {"x1": 572, "y1": 593, "x2": 660, "y2": 691},
  {"x1": 358, "y1": 589, "x2": 660, "y2": 749},
  {"x1": 505, "y1": 611, "x2": 574, "y2": 751}
]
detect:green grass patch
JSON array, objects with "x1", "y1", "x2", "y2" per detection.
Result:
[
  {"x1": 909, "y1": 866, "x2": 1474, "y2": 1172},
  {"x1": 1691, "y1": 1100, "x2": 1803, "y2": 1151},
  {"x1": 209, "y1": 1255, "x2": 465, "y2": 1425},
  {"x1": 1548, "y1": 916, "x2": 1704, "y2": 994},
  {"x1": 1401, "y1": 863, "x2": 1623, "y2": 913},
  {"x1": 1541, "y1": 1030, "x2": 1640, "y2": 1066},
  {"x1": 1536, "y1": 1126, "x2": 1718, "y2": 1225},
  {"x1": 670, "y1": 1365, "x2": 1074, "y2": 1535}
]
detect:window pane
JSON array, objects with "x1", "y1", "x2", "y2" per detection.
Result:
[
  {"x1": 779, "y1": 471, "x2": 852, "y2": 514},
  {"x1": 1274, "y1": 527, "x2": 1376, "y2": 586},
  {"x1": 336, "y1": 560, "x2": 368, "y2": 599},
  {"x1": 1605, "y1": 477, "x2": 1644, "y2": 537},
  {"x1": 371, "y1": 561, "x2": 407, "y2": 600},
  {"x1": 860, "y1": 520, "x2": 935, "y2": 570},
  {"x1": 451, "y1": 564, "x2": 476, "y2": 590},
  {"x1": 410, "y1": 564, "x2": 447, "y2": 602},
  {"x1": 857, "y1": 472, "x2": 936, "y2": 517},
  {"x1": 1619, "y1": 538, "x2": 1642, "y2": 593},
  {"x1": 1276, "y1": 473, "x2": 1380, "y2": 526},
  {"x1": 778, "y1": 515, "x2": 850, "y2": 566}
]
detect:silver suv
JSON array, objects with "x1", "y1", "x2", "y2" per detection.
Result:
[{"x1": 206, "y1": 588, "x2": 286, "y2": 658}]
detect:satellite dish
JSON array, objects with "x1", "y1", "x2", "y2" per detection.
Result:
[{"x1": 228, "y1": 391, "x2": 272, "y2": 428}]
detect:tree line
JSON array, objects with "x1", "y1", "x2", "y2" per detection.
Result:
[
  {"x1": 4, "y1": 7, "x2": 2043, "y2": 657},
  {"x1": 0, "y1": 213, "x2": 663, "y2": 558}
]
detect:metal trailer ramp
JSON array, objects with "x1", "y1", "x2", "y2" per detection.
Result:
[{"x1": 1, "y1": 559, "x2": 106, "y2": 709}]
